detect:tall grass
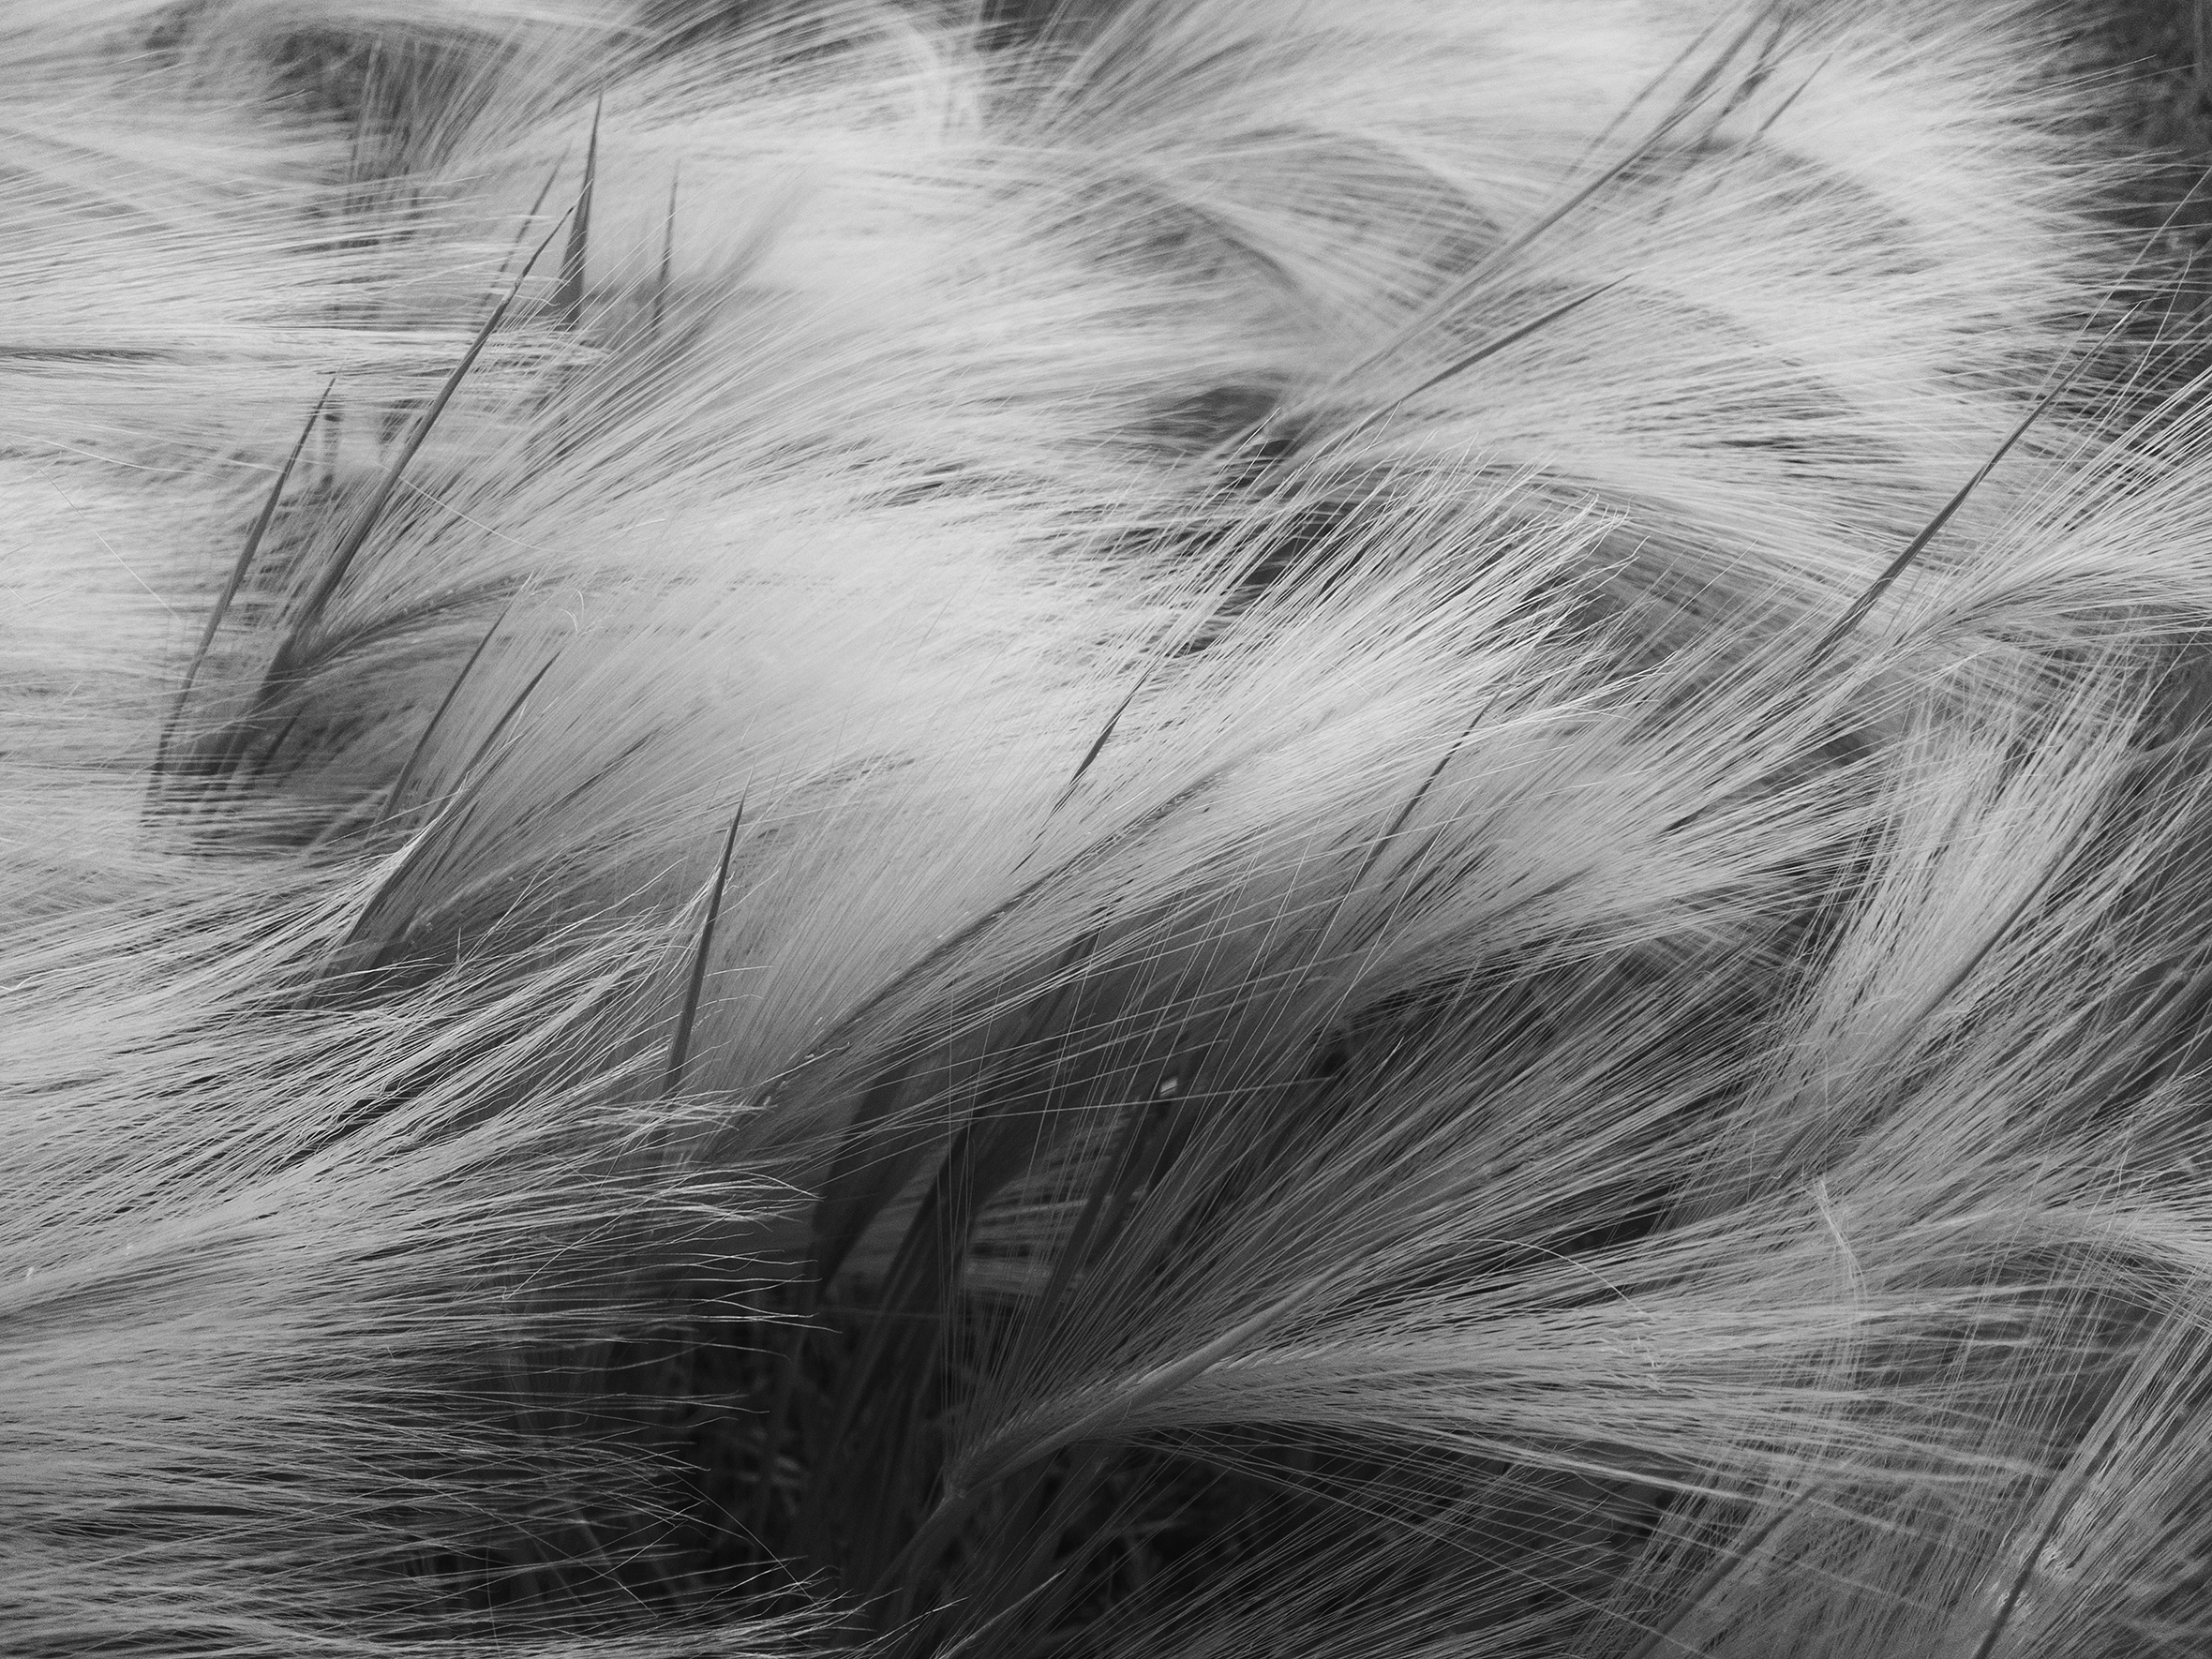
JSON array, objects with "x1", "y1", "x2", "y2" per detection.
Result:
[{"x1": 9, "y1": 1, "x2": 2212, "y2": 1653}]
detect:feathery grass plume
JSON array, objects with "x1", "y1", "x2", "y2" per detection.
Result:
[{"x1": 11, "y1": 0, "x2": 2212, "y2": 1653}]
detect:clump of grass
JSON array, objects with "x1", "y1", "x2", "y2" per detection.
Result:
[{"x1": 14, "y1": 2, "x2": 2212, "y2": 1656}]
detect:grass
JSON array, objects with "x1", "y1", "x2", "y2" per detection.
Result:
[{"x1": 17, "y1": 2, "x2": 2212, "y2": 1656}]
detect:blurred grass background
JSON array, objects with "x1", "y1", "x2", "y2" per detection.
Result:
[
  {"x1": 2080, "y1": 1, "x2": 2212, "y2": 241},
  {"x1": 2085, "y1": 1, "x2": 2212, "y2": 151}
]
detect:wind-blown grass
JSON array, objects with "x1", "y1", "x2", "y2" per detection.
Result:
[{"x1": 9, "y1": 2, "x2": 2212, "y2": 1654}]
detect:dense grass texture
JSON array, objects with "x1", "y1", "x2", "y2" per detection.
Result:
[{"x1": 11, "y1": 1, "x2": 2212, "y2": 1653}]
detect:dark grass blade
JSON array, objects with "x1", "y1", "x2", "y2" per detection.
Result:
[
  {"x1": 1740, "y1": 52, "x2": 1829, "y2": 150},
  {"x1": 1051, "y1": 683, "x2": 1143, "y2": 812},
  {"x1": 265, "y1": 210, "x2": 574, "y2": 684},
  {"x1": 663, "y1": 803, "x2": 745, "y2": 1097},
  {"x1": 444, "y1": 652, "x2": 562, "y2": 799},
  {"x1": 150, "y1": 381, "x2": 334, "y2": 793},
  {"x1": 492, "y1": 158, "x2": 569, "y2": 293},
  {"x1": 1805, "y1": 335, "x2": 2115, "y2": 671},
  {"x1": 1675, "y1": 8, "x2": 1794, "y2": 160},
  {"x1": 553, "y1": 96, "x2": 602, "y2": 333},
  {"x1": 653, "y1": 162, "x2": 680, "y2": 337},
  {"x1": 1044, "y1": 539, "x2": 1291, "y2": 817},
  {"x1": 1100, "y1": 292, "x2": 1602, "y2": 826},
  {"x1": 1322, "y1": 4, "x2": 1782, "y2": 399},
  {"x1": 376, "y1": 594, "x2": 519, "y2": 828},
  {"x1": 211, "y1": 224, "x2": 567, "y2": 813},
  {"x1": 1047, "y1": 516, "x2": 1353, "y2": 815},
  {"x1": 329, "y1": 653, "x2": 561, "y2": 976},
  {"x1": 1567, "y1": 10, "x2": 1731, "y2": 173},
  {"x1": 767, "y1": 753, "x2": 1254, "y2": 1114},
  {"x1": 319, "y1": 395, "x2": 341, "y2": 491},
  {"x1": 1344, "y1": 695, "x2": 1502, "y2": 895},
  {"x1": 1392, "y1": 277, "x2": 1622, "y2": 406},
  {"x1": 1323, "y1": 279, "x2": 1625, "y2": 453}
]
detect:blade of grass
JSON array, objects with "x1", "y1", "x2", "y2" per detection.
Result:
[
  {"x1": 553, "y1": 96, "x2": 602, "y2": 332},
  {"x1": 266, "y1": 209, "x2": 574, "y2": 684},
  {"x1": 664, "y1": 802, "x2": 745, "y2": 1097},
  {"x1": 653, "y1": 162, "x2": 680, "y2": 337},
  {"x1": 770, "y1": 749, "x2": 1259, "y2": 1115},
  {"x1": 329, "y1": 652, "x2": 561, "y2": 974},
  {"x1": 1805, "y1": 328, "x2": 2117, "y2": 670},
  {"x1": 1052, "y1": 681, "x2": 1143, "y2": 813},
  {"x1": 1320, "y1": 279, "x2": 1625, "y2": 454},
  {"x1": 152, "y1": 381, "x2": 334, "y2": 793},
  {"x1": 376, "y1": 593, "x2": 520, "y2": 829},
  {"x1": 1320, "y1": 4, "x2": 1781, "y2": 401}
]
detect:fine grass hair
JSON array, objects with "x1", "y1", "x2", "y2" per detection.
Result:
[{"x1": 10, "y1": 1, "x2": 2212, "y2": 1654}]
